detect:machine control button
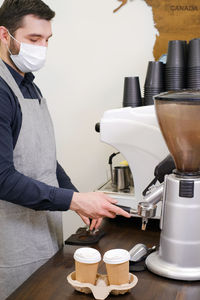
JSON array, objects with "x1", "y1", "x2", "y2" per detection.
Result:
[{"x1": 179, "y1": 180, "x2": 194, "y2": 198}]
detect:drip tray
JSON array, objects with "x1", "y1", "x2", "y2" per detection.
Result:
[{"x1": 97, "y1": 180, "x2": 135, "y2": 196}]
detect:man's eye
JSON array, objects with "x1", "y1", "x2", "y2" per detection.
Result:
[{"x1": 30, "y1": 39, "x2": 38, "y2": 43}]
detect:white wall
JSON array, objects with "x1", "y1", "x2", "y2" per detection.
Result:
[
  {"x1": 1, "y1": 0, "x2": 157, "y2": 239},
  {"x1": 36, "y1": 0, "x2": 157, "y2": 240}
]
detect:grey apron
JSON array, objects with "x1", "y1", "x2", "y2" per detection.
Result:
[{"x1": 0, "y1": 59, "x2": 63, "y2": 300}]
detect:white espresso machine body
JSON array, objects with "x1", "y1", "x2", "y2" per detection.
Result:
[{"x1": 100, "y1": 105, "x2": 169, "y2": 217}]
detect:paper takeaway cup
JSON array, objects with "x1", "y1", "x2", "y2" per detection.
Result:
[
  {"x1": 103, "y1": 249, "x2": 130, "y2": 285},
  {"x1": 74, "y1": 247, "x2": 101, "y2": 285}
]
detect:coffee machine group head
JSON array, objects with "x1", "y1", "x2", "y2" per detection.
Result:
[{"x1": 146, "y1": 90, "x2": 200, "y2": 280}]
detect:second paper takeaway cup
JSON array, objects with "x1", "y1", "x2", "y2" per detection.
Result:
[
  {"x1": 103, "y1": 249, "x2": 130, "y2": 285},
  {"x1": 74, "y1": 247, "x2": 101, "y2": 285}
]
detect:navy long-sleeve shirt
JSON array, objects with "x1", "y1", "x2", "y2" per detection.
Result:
[{"x1": 0, "y1": 61, "x2": 78, "y2": 211}]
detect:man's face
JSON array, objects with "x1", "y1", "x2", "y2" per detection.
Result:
[{"x1": 9, "y1": 14, "x2": 52, "y2": 55}]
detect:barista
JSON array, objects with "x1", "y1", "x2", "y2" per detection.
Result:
[{"x1": 0, "y1": 1, "x2": 130, "y2": 299}]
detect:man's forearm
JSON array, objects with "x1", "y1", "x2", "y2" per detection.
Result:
[{"x1": 0, "y1": 165, "x2": 74, "y2": 211}]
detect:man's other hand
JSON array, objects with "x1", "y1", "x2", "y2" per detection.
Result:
[{"x1": 77, "y1": 213, "x2": 103, "y2": 230}]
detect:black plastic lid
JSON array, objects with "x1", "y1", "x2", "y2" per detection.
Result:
[{"x1": 154, "y1": 89, "x2": 200, "y2": 102}]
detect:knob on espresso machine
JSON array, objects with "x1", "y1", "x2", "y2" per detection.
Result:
[{"x1": 95, "y1": 122, "x2": 100, "y2": 133}]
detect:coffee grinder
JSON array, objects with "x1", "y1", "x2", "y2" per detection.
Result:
[{"x1": 144, "y1": 90, "x2": 200, "y2": 280}]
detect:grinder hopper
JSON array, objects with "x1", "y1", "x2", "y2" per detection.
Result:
[{"x1": 155, "y1": 90, "x2": 200, "y2": 174}]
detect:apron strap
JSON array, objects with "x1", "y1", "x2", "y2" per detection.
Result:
[{"x1": 0, "y1": 59, "x2": 24, "y2": 101}]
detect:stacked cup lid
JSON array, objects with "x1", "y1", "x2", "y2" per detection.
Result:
[
  {"x1": 187, "y1": 38, "x2": 200, "y2": 89},
  {"x1": 144, "y1": 61, "x2": 165, "y2": 106},
  {"x1": 165, "y1": 40, "x2": 187, "y2": 91},
  {"x1": 103, "y1": 249, "x2": 130, "y2": 264},
  {"x1": 122, "y1": 77, "x2": 143, "y2": 107},
  {"x1": 74, "y1": 247, "x2": 101, "y2": 264}
]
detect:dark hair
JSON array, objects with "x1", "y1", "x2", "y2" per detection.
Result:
[{"x1": 0, "y1": 0, "x2": 55, "y2": 34}]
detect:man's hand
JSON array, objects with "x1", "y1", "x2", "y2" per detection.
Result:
[{"x1": 70, "y1": 192, "x2": 131, "y2": 220}]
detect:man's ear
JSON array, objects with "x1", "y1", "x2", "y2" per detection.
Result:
[{"x1": 0, "y1": 26, "x2": 10, "y2": 45}]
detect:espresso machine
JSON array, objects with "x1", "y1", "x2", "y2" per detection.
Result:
[
  {"x1": 99, "y1": 90, "x2": 200, "y2": 280},
  {"x1": 99, "y1": 105, "x2": 169, "y2": 216}
]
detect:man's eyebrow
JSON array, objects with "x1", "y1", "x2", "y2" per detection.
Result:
[{"x1": 27, "y1": 33, "x2": 53, "y2": 38}]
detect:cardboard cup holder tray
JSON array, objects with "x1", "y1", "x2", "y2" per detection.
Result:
[{"x1": 67, "y1": 271, "x2": 138, "y2": 300}]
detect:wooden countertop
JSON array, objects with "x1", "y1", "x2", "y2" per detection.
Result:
[{"x1": 6, "y1": 217, "x2": 200, "y2": 300}]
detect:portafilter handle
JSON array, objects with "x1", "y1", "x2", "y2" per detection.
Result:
[{"x1": 116, "y1": 205, "x2": 138, "y2": 215}]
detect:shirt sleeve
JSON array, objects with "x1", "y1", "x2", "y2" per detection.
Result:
[
  {"x1": 56, "y1": 162, "x2": 79, "y2": 192},
  {"x1": 0, "y1": 90, "x2": 74, "y2": 211}
]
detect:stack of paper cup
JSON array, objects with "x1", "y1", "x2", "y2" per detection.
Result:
[
  {"x1": 103, "y1": 249, "x2": 130, "y2": 285},
  {"x1": 74, "y1": 247, "x2": 101, "y2": 285}
]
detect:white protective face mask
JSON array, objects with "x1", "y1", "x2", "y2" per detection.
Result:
[{"x1": 7, "y1": 32, "x2": 47, "y2": 73}]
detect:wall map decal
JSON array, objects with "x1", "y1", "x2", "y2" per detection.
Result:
[
  {"x1": 113, "y1": 0, "x2": 127, "y2": 13},
  {"x1": 113, "y1": 0, "x2": 200, "y2": 61}
]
